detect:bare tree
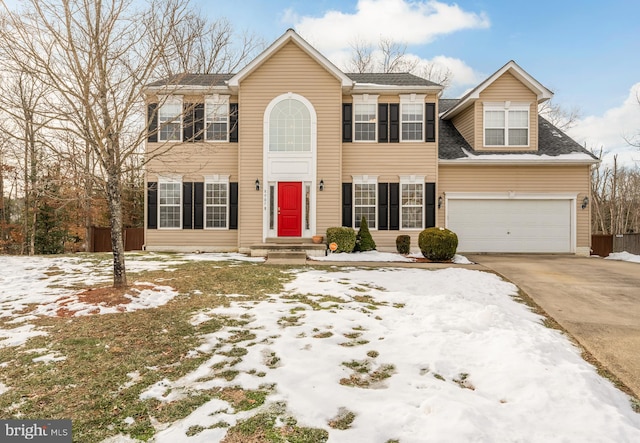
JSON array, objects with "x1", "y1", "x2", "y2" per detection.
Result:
[
  {"x1": 347, "y1": 38, "x2": 374, "y2": 74},
  {"x1": 159, "y1": 14, "x2": 262, "y2": 76},
  {"x1": 539, "y1": 100, "x2": 581, "y2": 131},
  {"x1": 416, "y1": 61, "x2": 453, "y2": 90},
  {"x1": 0, "y1": 0, "x2": 197, "y2": 287}
]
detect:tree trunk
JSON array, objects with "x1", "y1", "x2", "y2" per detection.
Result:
[{"x1": 106, "y1": 167, "x2": 127, "y2": 288}]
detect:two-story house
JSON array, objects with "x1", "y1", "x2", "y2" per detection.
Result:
[{"x1": 143, "y1": 29, "x2": 597, "y2": 256}]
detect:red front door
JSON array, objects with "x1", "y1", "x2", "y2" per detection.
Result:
[{"x1": 278, "y1": 182, "x2": 302, "y2": 237}]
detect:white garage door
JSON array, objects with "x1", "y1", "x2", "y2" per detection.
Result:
[{"x1": 447, "y1": 199, "x2": 572, "y2": 253}]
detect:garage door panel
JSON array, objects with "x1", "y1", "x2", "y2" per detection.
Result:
[{"x1": 448, "y1": 199, "x2": 572, "y2": 253}]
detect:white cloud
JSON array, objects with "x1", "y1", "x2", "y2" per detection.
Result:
[
  {"x1": 568, "y1": 83, "x2": 640, "y2": 167},
  {"x1": 290, "y1": 0, "x2": 490, "y2": 53}
]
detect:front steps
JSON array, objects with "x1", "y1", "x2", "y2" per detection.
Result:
[{"x1": 250, "y1": 238, "x2": 327, "y2": 264}]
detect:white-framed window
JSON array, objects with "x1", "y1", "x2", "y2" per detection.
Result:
[
  {"x1": 205, "y1": 175, "x2": 229, "y2": 229},
  {"x1": 400, "y1": 94, "x2": 425, "y2": 142},
  {"x1": 269, "y1": 98, "x2": 311, "y2": 152},
  {"x1": 158, "y1": 96, "x2": 183, "y2": 142},
  {"x1": 400, "y1": 176, "x2": 425, "y2": 229},
  {"x1": 484, "y1": 102, "x2": 530, "y2": 147},
  {"x1": 353, "y1": 176, "x2": 377, "y2": 229},
  {"x1": 353, "y1": 94, "x2": 378, "y2": 142},
  {"x1": 158, "y1": 176, "x2": 182, "y2": 229},
  {"x1": 205, "y1": 95, "x2": 229, "y2": 142}
]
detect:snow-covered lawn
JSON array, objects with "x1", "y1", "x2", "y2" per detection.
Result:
[
  {"x1": 605, "y1": 251, "x2": 640, "y2": 263},
  {"x1": 1, "y1": 253, "x2": 639, "y2": 442}
]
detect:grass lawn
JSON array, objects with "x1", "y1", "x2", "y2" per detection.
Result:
[{"x1": 0, "y1": 254, "x2": 639, "y2": 442}]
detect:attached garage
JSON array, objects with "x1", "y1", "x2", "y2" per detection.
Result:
[{"x1": 447, "y1": 195, "x2": 575, "y2": 253}]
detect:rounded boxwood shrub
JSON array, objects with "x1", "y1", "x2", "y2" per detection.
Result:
[
  {"x1": 326, "y1": 227, "x2": 357, "y2": 253},
  {"x1": 418, "y1": 227, "x2": 458, "y2": 262},
  {"x1": 355, "y1": 216, "x2": 376, "y2": 252},
  {"x1": 396, "y1": 235, "x2": 411, "y2": 255}
]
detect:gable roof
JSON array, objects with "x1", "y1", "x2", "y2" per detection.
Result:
[
  {"x1": 441, "y1": 60, "x2": 553, "y2": 120},
  {"x1": 227, "y1": 29, "x2": 353, "y2": 91},
  {"x1": 438, "y1": 99, "x2": 598, "y2": 164}
]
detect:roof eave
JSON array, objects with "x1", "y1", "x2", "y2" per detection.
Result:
[
  {"x1": 439, "y1": 158, "x2": 599, "y2": 166},
  {"x1": 144, "y1": 84, "x2": 232, "y2": 95}
]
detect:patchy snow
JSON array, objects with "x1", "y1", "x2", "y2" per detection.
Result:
[
  {"x1": 0, "y1": 382, "x2": 9, "y2": 395},
  {"x1": 0, "y1": 252, "x2": 263, "y2": 348},
  {"x1": 144, "y1": 268, "x2": 640, "y2": 442},
  {"x1": 605, "y1": 251, "x2": 640, "y2": 263},
  {"x1": 32, "y1": 352, "x2": 67, "y2": 364},
  {"x1": 2, "y1": 253, "x2": 639, "y2": 441},
  {"x1": 452, "y1": 147, "x2": 596, "y2": 162},
  {"x1": 311, "y1": 250, "x2": 473, "y2": 264}
]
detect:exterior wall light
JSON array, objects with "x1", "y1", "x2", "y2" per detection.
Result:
[
  {"x1": 438, "y1": 195, "x2": 443, "y2": 209},
  {"x1": 319, "y1": 179, "x2": 324, "y2": 191},
  {"x1": 255, "y1": 179, "x2": 260, "y2": 191},
  {"x1": 582, "y1": 196, "x2": 589, "y2": 209}
]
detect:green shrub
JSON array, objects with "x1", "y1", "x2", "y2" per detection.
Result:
[
  {"x1": 326, "y1": 227, "x2": 357, "y2": 253},
  {"x1": 418, "y1": 227, "x2": 458, "y2": 261},
  {"x1": 396, "y1": 235, "x2": 411, "y2": 254},
  {"x1": 355, "y1": 216, "x2": 376, "y2": 252}
]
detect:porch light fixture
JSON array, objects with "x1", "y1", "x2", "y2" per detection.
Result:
[
  {"x1": 255, "y1": 179, "x2": 260, "y2": 191},
  {"x1": 438, "y1": 195, "x2": 443, "y2": 209},
  {"x1": 319, "y1": 179, "x2": 324, "y2": 191},
  {"x1": 581, "y1": 196, "x2": 589, "y2": 209}
]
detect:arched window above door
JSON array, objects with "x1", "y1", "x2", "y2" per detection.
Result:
[{"x1": 268, "y1": 97, "x2": 311, "y2": 152}]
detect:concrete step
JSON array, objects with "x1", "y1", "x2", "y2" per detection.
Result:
[
  {"x1": 250, "y1": 242, "x2": 327, "y2": 258},
  {"x1": 266, "y1": 250, "x2": 308, "y2": 265}
]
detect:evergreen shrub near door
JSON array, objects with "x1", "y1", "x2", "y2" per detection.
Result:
[
  {"x1": 355, "y1": 216, "x2": 376, "y2": 252},
  {"x1": 326, "y1": 227, "x2": 357, "y2": 253},
  {"x1": 396, "y1": 235, "x2": 411, "y2": 254},
  {"x1": 418, "y1": 227, "x2": 458, "y2": 261}
]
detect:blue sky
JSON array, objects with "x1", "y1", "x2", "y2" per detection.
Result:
[{"x1": 196, "y1": 0, "x2": 640, "y2": 165}]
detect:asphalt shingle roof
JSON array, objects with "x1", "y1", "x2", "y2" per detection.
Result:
[
  {"x1": 147, "y1": 73, "x2": 234, "y2": 87},
  {"x1": 438, "y1": 99, "x2": 597, "y2": 160},
  {"x1": 346, "y1": 72, "x2": 441, "y2": 87}
]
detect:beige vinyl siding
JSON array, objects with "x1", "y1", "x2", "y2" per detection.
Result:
[
  {"x1": 146, "y1": 143, "x2": 239, "y2": 181},
  {"x1": 145, "y1": 229, "x2": 237, "y2": 251},
  {"x1": 438, "y1": 164, "x2": 591, "y2": 249},
  {"x1": 475, "y1": 72, "x2": 538, "y2": 151},
  {"x1": 451, "y1": 104, "x2": 476, "y2": 149},
  {"x1": 238, "y1": 40, "x2": 343, "y2": 248}
]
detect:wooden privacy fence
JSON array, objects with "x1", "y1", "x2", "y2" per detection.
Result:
[
  {"x1": 591, "y1": 233, "x2": 640, "y2": 257},
  {"x1": 90, "y1": 227, "x2": 144, "y2": 252}
]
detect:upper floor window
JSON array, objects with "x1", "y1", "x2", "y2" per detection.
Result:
[
  {"x1": 205, "y1": 175, "x2": 229, "y2": 229},
  {"x1": 269, "y1": 98, "x2": 311, "y2": 152},
  {"x1": 400, "y1": 94, "x2": 426, "y2": 142},
  {"x1": 205, "y1": 95, "x2": 229, "y2": 142},
  {"x1": 353, "y1": 94, "x2": 378, "y2": 142},
  {"x1": 158, "y1": 176, "x2": 181, "y2": 228},
  {"x1": 484, "y1": 102, "x2": 530, "y2": 147},
  {"x1": 158, "y1": 97, "x2": 182, "y2": 142}
]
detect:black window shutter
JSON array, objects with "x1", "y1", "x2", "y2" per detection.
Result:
[
  {"x1": 147, "y1": 104, "x2": 158, "y2": 143},
  {"x1": 183, "y1": 182, "x2": 193, "y2": 229},
  {"x1": 378, "y1": 183, "x2": 389, "y2": 230},
  {"x1": 229, "y1": 182, "x2": 238, "y2": 229},
  {"x1": 193, "y1": 183, "x2": 204, "y2": 229},
  {"x1": 390, "y1": 183, "x2": 400, "y2": 230},
  {"x1": 147, "y1": 181, "x2": 157, "y2": 229},
  {"x1": 378, "y1": 104, "x2": 388, "y2": 143},
  {"x1": 183, "y1": 103, "x2": 194, "y2": 142},
  {"x1": 389, "y1": 104, "x2": 399, "y2": 143},
  {"x1": 425, "y1": 103, "x2": 436, "y2": 142},
  {"x1": 426, "y1": 183, "x2": 436, "y2": 228},
  {"x1": 194, "y1": 103, "x2": 205, "y2": 142},
  {"x1": 342, "y1": 183, "x2": 352, "y2": 227},
  {"x1": 342, "y1": 103, "x2": 352, "y2": 143},
  {"x1": 229, "y1": 103, "x2": 239, "y2": 143}
]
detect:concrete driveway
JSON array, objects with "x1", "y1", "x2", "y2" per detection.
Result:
[{"x1": 468, "y1": 254, "x2": 640, "y2": 399}]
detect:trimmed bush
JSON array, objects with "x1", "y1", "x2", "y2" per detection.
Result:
[
  {"x1": 326, "y1": 227, "x2": 357, "y2": 253},
  {"x1": 418, "y1": 227, "x2": 458, "y2": 261},
  {"x1": 355, "y1": 216, "x2": 376, "y2": 252},
  {"x1": 396, "y1": 235, "x2": 411, "y2": 254}
]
